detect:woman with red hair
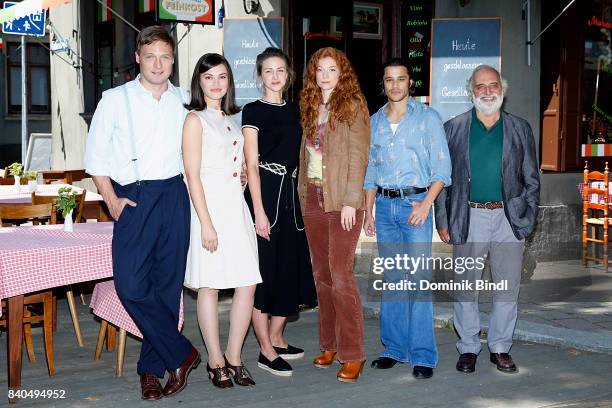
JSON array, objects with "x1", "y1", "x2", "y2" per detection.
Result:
[{"x1": 297, "y1": 47, "x2": 370, "y2": 383}]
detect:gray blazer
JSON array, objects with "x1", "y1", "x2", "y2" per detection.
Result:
[{"x1": 434, "y1": 109, "x2": 540, "y2": 244}]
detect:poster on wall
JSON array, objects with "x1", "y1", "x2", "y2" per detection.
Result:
[
  {"x1": 222, "y1": 18, "x2": 284, "y2": 106},
  {"x1": 157, "y1": 0, "x2": 214, "y2": 25},
  {"x1": 430, "y1": 17, "x2": 501, "y2": 121}
]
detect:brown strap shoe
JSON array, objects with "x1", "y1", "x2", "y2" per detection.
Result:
[
  {"x1": 313, "y1": 351, "x2": 337, "y2": 369},
  {"x1": 336, "y1": 360, "x2": 365, "y2": 383},
  {"x1": 140, "y1": 374, "x2": 163, "y2": 400},
  {"x1": 489, "y1": 353, "x2": 518, "y2": 373},
  {"x1": 163, "y1": 346, "x2": 201, "y2": 397}
]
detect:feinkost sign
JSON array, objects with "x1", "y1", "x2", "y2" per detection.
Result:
[{"x1": 158, "y1": 0, "x2": 214, "y2": 24}]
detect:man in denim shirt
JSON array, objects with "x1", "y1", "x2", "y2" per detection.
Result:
[{"x1": 363, "y1": 58, "x2": 451, "y2": 379}]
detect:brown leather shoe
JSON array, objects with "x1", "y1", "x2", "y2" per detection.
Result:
[
  {"x1": 337, "y1": 360, "x2": 365, "y2": 383},
  {"x1": 140, "y1": 374, "x2": 163, "y2": 400},
  {"x1": 313, "y1": 351, "x2": 337, "y2": 369},
  {"x1": 163, "y1": 346, "x2": 201, "y2": 397},
  {"x1": 489, "y1": 353, "x2": 518, "y2": 373},
  {"x1": 456, "y1": 353, "x2": 478, "y2": 373}
]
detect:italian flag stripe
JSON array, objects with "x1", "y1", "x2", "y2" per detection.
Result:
[
  {"x1": 98, "y1": 0, "x2": 112, "y2": 22},
  {"x1": 140, "y1": 0, "x2": 155, "y2": 13}
]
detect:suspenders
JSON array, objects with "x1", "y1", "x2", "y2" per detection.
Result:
[{"x1": 121, "y1": 85, "x2": 141, "y2": 184}]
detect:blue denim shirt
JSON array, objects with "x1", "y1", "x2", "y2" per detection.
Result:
[{"x1": 364, "y1": 98, "x2": 452, "y2": 190}]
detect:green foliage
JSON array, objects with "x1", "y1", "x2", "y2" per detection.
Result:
[
  {"x1": 22, "y1": 170, "x2": 37, "y2": 181},
  {"x1": 54, "y1": 186, "x2": 77, "y2": 217},
  {"x1": 7, "y1": 162, "x2": 23, "y2": 177}
]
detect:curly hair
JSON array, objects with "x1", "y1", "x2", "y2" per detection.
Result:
[{"x1": 299, "y1": 47, "x2": 369, "y2": 142}]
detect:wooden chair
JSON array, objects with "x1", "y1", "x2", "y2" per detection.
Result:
[
  {"x1": 90, "y1": 280, "x2": 184, "y2": 377},
  {"x1": 582, "y1": 161, "x2": 611, "y2": 272},
  {"x1": 31, "y1": 191, "x2": 87, "y2": 347},
  {"x1": 0, "y1": 203, "x2": 57, "y2": 376},
  {"x1": 0, "y1": 203, "x2": 56, "y2": 226},
  {"x1": 40, "y1": 170, "x2": 89, "y2": 185},
  {"x1": 0, "y1": 177, "x2": 28, "y2": 185},
  {"x1": 31, "y1": 189, "x2": 87, "y2": 224}
]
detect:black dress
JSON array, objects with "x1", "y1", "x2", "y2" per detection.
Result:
[{"x1": 242, "y1": 99, "x2": 317, "y2": 317}]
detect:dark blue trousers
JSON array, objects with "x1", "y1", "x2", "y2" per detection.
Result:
[{"x1": 112, "y1": 175, "x2": 193, "y2": 377}]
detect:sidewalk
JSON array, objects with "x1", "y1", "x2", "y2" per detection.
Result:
[
  {"x1": 2, "y1": 291, "x2": 612, "y2": 408},
  {"x1": 356, "y1": 237, "x2": 612, "y2": 355}
]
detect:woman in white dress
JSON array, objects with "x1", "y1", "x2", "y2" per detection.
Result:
[{"x1": 182, "y1": 53, "x2": 261, "y2": 388}]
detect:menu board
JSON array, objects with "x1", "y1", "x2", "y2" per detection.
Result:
[
  {"x1": 430, "y1": 18, "x2": 501, "y2": 121},
  {"x1": 401, "y1": 0, "x2": 434, "y2": 98},
  {"x1": 222, "y1": 18, "x2": 283, "y2": 106}
]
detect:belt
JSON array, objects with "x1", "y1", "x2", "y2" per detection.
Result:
[
  {"x1": 306, "y1": 177, "x2": 323, "y2": 186},
  {"x1": 469, "y1": 201, "x2": 503, "y2": 210},
  {"x1": 377, "y1": 186, "x2": 427, "y2": 199}
]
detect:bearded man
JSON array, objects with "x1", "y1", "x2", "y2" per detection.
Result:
[{"x1": 434, "y1": 65, "x2": 540, "y2": 374}]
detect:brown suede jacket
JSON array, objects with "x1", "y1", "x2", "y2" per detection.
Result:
[{"x1": 297, "y1": 106, "x2": 370, "y2": 213}]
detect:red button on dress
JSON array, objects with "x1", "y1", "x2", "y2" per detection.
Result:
[
  {"x1": 233, "y1": 141, "x2": 237, "y2": 145},
  {"x1": 233, "y1": 172, "x2": 238, "y2": 177},
  {"x1": 233, "y1": 157, "x2": 237, "y2": 161},
  {"x1": 227, "y1": 126, "x2": 231, "y2": 132}
]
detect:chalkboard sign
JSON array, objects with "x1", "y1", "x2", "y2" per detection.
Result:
[
  {"x1": 222, "y1": 18, "x2": 284, "y2": 106},
  {"x1": 430, "y1": 18, "x2": 501, "y2": 121},
  {"x1": 401, "y1": 0, "x2": 434, "y2": 98}
]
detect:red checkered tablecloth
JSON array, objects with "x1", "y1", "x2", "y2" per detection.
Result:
[
  {"x1": 90, "y1": 280, "x2": 184, "y2": 338},
  {"x1": 0, "y1": 184, "x2": 103, "y2": 204},
  {"x1": 0, "y1": 223, "x2": 114, "y2": 302},
  {"x1": 577, "y1": 182, "x2": 612, "y2": 204}
]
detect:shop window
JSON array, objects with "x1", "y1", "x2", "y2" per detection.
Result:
[
  {"x1": 5, "y1": 42, "x2": 51, "y2": 114},
  {"x1": 581, "y1": 2, "x2": 612, "y2": 145}
]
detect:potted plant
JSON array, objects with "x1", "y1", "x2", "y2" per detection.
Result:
[
  {"x1": 55, "y1": 186, "x2": 78, "y2": 231},
  {"x1": 23, "y1": 170, "x2": 38, "y2": 193},
  {"x1": 7, "y1": 162, "x2": 23, "y2": 191}
]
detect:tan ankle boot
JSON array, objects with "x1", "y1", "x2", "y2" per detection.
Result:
[
  {"x1": 337, "y1": 360, "x2": 365, "y2": 383},
  {"x1": 313, "y1": 351, "x2": 337, "y2": 369}
]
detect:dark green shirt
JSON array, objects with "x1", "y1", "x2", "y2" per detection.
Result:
[{"x1": 469, "y1": 109, "x2": 503, "y2": 202}]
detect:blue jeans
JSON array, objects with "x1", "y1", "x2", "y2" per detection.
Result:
[{"x1": 375, "y1": 192, "x2": 438, "y2": 368}]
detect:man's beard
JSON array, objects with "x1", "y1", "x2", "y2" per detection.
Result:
[{"x1": 473, "y1": 93, "x2": 504, "y2": 116}]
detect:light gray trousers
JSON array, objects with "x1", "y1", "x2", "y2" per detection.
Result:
[{"x1": 452, "y1": 207, "x2": 524, "y2": 354}]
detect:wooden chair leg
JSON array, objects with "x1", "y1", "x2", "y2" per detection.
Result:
[
  {"x1": 65, "y1": 288, "x2": 84, "y2": 347},
  {"x1": 23, "y1": 309, "x2": 35, "y2": 363},
  {"x1": 43, "y1": 292, "x2": 55, "y2": 376},
  {"x1": 106, "y1": 325, "x2": 117, "y2": 352},
  {"x1": 95, "y1": 320, "x2": 108, "y2": 361},
  {"x1": 116, "y1": 329, "x2": 127, "y2": 377},
  {"x1": 52, "y1": 295, "x2": 57, "y2": 333}
]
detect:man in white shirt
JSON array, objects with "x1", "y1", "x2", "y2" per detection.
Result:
[{"x1": 85, "y1": 26, "x2": 199, "y2": 400}]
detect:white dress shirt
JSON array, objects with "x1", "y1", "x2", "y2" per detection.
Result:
[{"x1": 85, "y1": 76, "x2": 188, "y2": 186}]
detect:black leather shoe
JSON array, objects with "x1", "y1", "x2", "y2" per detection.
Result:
[
  {"x1": 456, "y1": 353, "x2": 478, "y2": 373},
  {"x1": 412, "y1": 366, "x2": 433, "y2": 379},
  {"x1": 273, "y1": 344, "x2": 304, "y2": 360},
  {"x1": 490, "y1": 353, "x2": 518, "y2": 373},
  {"x1": 370, "y1": 357, "x2": 399, "y2": 369},
  {"x1": 257, "y1": 353, "x2": 293, "y2": 377}
]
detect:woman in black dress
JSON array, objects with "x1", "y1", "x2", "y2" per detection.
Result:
[{"x1": 242, "y1": 47, "x2": 316, "y2": 377}]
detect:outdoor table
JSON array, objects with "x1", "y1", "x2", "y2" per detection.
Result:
[
  {"x1": 0, "y1": 222, "x2": 114, "y2": 403},
  {"x1": 0, "y1": 184, "x2": 112, "y2": 221}
]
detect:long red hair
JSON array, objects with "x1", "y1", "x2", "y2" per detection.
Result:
[{"x1": 299, "y1": 47, "x2": 369, "y2": 141}]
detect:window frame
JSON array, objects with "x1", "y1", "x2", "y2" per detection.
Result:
[{"x1": 5, "y1": 41, "x2": 51, "y2": 115}]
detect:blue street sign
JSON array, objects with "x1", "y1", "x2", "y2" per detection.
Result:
[{"x1": 2, "y1": 1, "x2": 46, "y2": 37}]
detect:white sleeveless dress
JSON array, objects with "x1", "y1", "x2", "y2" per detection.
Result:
[{"x1": 184, "y1": 108, "x2": 262, "y2": 290}]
